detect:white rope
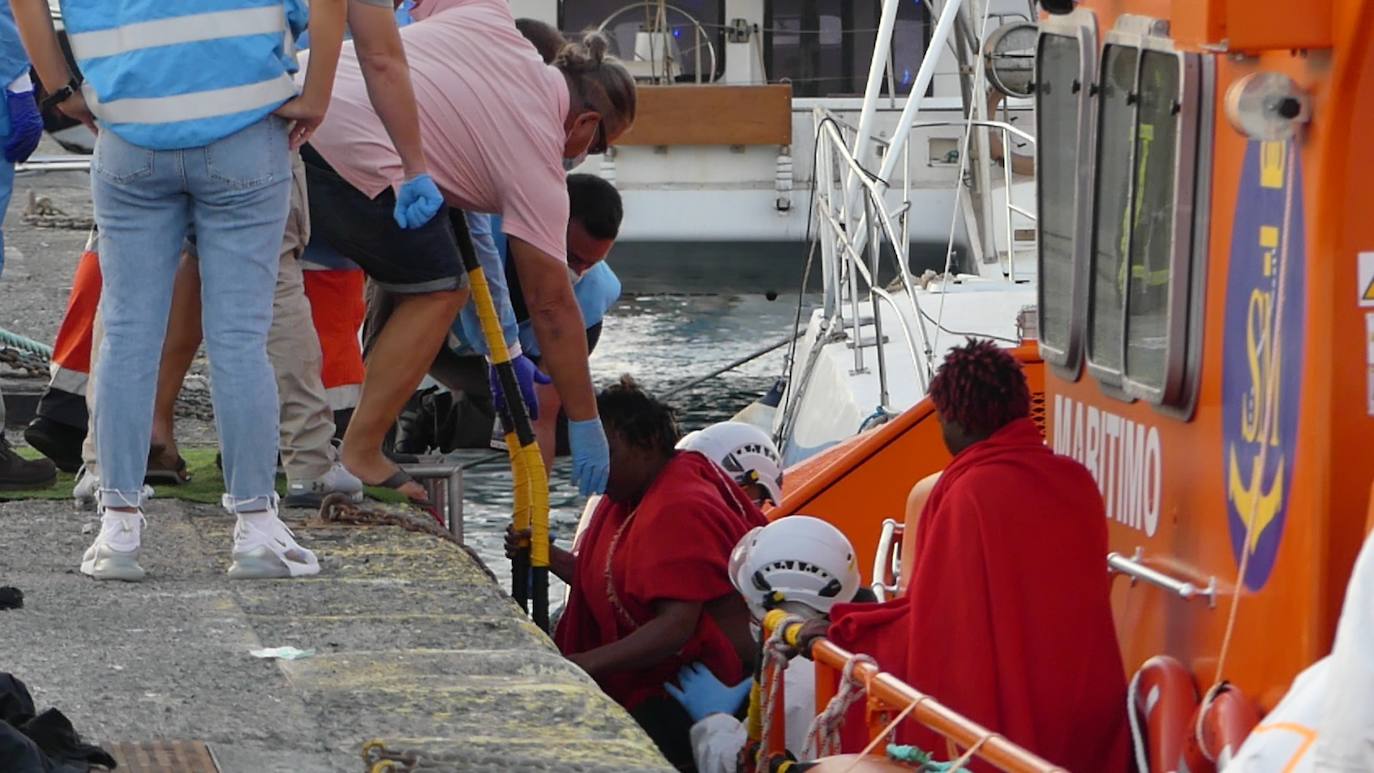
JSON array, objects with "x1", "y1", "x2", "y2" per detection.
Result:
[
  {"x1": 804, "y1": 653, "x2": 877, "y2": 759},
  {"x1": 1126, "y1": 668, "x2": 1151, "y2": 773},
  {"x1": 1199, "y1": 141, "x2": 1298, "y2": 762},
  {"x1": 757, "y1": 613, "x2": 806, "y2": 771}
]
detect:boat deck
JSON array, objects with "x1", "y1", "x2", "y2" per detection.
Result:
[{"x1": 0, "y1": 498, "x2": 671, "y2": 772}]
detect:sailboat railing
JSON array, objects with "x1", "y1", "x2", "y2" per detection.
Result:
[
  {"x1": 810, "y1": 107, "x2": 1037, "y2": 392},
  {"x1": 814, "y1": 111, "x2": 924, "y2": 379}
]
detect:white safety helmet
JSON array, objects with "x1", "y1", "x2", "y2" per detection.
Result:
[
  {"x1": 728, "y1": 515, "x2": 861, "y2": 620},
  {"x1": 677, "y1": 421, "x2": 784, "y2": 505}
]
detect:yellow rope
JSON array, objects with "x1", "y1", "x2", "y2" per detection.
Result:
[
  {"x1": 466, "y1": 265, "x2": 550, "y2": 570},
  {"x1": 746, "y1": 679, "x2": 764, "y2": 742},
  {"x1": 519, "y1": 439, "x2": 550, "y2": 566}
]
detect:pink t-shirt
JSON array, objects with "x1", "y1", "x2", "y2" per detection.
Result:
[{"x1": 308, "y1": 0, "x2": 570, "y2": 262}]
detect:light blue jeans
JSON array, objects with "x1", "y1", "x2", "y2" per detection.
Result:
[
  {"x1": 0, "y1": 157, "x2": 12, "y2": 425},
  {"x1": 91, "y1": 117, "x2": 291, "y2": 512}
]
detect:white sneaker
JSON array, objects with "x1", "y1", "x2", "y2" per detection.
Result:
[
  {"x1": 80, "y1": 509, "x2": 146, "y2": 582},
  {"x1": 227, "y1": 502, "x2": 320, "y2": 579},
  {"x1": 73, "y1": 467, "x2": 153, "y2": 511},
  {"x1": 283, "y1": 462, "x2": 364, "y2": 509}
]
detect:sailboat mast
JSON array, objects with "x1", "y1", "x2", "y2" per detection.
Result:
[
  {"x1": 847, "y1": 0, "x2": 902, "y2": 180},
  {"x1": 840, "y1": 0, "x2": 968, "y2": 260}
]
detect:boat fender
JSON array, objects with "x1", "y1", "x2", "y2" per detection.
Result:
[
  {"x1": 1128, "y1": 655, "x2": 1199, "y2": 773},
  {"x1": 1182, "y1": 683, "x2": 1261, "y2": 773}
]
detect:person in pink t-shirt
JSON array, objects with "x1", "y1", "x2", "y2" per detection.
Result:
[{"x1": 302, "y1": 0, "x2": 636, "y2": 503}]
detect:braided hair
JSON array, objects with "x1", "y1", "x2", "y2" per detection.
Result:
[
  {"x1": 928, "y1": 339, "x2": 1030, "y2": 439},
  {"x1": 597, "y1": 375, "x2": 680, "y2": 454}
]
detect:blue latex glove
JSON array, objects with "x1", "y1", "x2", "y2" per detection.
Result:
[
  {"x1": 567, "y1": 417, "x2": 610, "y2": 496},
  {"x1": 4, "y1": 91, "x2": 42, "y2": 163},
  {"x1": 393, "y1": 174, "x2": 443, "y2": 229},
  {"x1": 489, "y1": 354, "x2": 551, "y2": 420},
  {"x1": 664, "y1": 663, "x2": 752, "y2": 724}
]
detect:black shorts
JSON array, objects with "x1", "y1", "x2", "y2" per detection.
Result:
[{"x1": 300, "y1": 144, "x2": 467, "y2": 294}]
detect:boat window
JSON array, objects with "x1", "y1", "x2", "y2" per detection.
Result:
[
  {"x1": 1086, "y1": 44, "x2": 1139, "y2": 378},
  {"x1": 562, "y1": 0, "x2": 725, "y2": 81},
  {"x1": 1122, "y1": 50, "x2": 1181, "y2": 390},
  {"x1": 766, "y1": 1, "x2": 927, "y2": 98},
  {"x1": 1034, "y1": 33, "x2": 1081, "y2": 364}
]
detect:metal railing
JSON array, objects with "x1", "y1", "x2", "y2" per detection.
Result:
[
  {"x1": 810, "y1": 110, "x2": 1037, "y2": 380},
  {"x1": 1109, "y1": 548, "x2": 1219, "y2": 608},
  {"x1": 775, "y1": 1, "x2": 1039, "y2": 459},
  {"x1": 762, "y1": 611, "x2": 1068, "y2": 771},
  {"x1": 871, "y1": 517, "x2": 905, "y2": 601}
]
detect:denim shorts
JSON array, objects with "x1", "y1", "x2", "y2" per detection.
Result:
[{"x1": 300, "y1": 144, "x2": 467, "y2": 294}]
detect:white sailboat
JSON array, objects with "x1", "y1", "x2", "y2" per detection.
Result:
[
  {"x1": 520, "y1": 0, "x2": 1038, "y2": 284},
  {"x1": 757, "y1": 0, "x2": 1041, "y2": 465}
]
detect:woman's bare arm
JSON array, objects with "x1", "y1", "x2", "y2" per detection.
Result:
[{"x1": 569, "y1": 600, "x2": 702, "y2": 677}]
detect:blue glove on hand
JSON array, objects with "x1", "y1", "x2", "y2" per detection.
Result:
[
  {"x1": 4, "y1": 91, "x2": 42, "y2": 163},
  {"x1": 489, "y1": 354, "x2": 551, "y2": 420},
  {"x1": 664, "y1": 663, "x2": 752, "y2": 724},
  {"x1": 393, "y1": 173, "x2": 443, "y2": 229},
  {"x1": 567, "y1": 417, "x2": 610, "y2": 496}
]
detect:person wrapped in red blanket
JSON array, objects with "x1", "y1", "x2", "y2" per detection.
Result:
[
  {"x1": 506, "y1": 375, "x2": 767, "y2": 769},
  {"x1": 813, "y1": 340, "x2": 1130, "y2": 772}
]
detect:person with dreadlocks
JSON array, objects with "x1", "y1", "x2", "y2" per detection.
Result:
[
  {"x1": 515, "y1": 375, "x2": 766, "y2": 770},
  {"x1": 803, "y1": 339, "x2": 1130, "y2": 772}
]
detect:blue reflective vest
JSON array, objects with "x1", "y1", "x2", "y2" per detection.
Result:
[{"x1": 61, "y1": 0, "x2": 307, "y2": 149}]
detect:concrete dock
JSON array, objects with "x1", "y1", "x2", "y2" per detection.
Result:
[{"x1": 0, "y1": 497, "x2": 672, "y2": 772}]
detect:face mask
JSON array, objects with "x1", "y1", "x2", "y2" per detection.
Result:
[
  {"x1": 563, "y1": 151, "x2": 588, "y2": 172},
  {"x1": 567, "y1": 266, "x2": 584, "y2": 285}
]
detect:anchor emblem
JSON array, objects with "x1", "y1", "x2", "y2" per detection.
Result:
[
  {"x1": 1226, "y1": 449, "x2": 1285, "y2": 553},
  {"x1": 1218, "y1": 139, "x2": 1305, "y2": 590}
]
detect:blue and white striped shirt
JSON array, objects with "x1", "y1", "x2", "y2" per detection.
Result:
[{"x1": 60, "y1": 0, "x2": 307, "y2": 150}]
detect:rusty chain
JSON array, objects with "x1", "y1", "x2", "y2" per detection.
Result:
[
  {"x1": 315, "y1": 493, "x2": 494, "y2": 582},
  {"x1": 0, "y1": 342, "x2": 215, "y2": 420},
  {"x1": 362, "y1": 741, "x2": 469, "y2": 773},
  {"x1": 0, "y1": 347, "x2": 47, "y2": 377},
  {"x1": 21, "y1": 191, "x2": 94, "y2": 230},
  {"x1": 315, "y1": 493, "x2": 459, "y2": 543}
]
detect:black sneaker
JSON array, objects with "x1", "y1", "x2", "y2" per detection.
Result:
[
  {"x1": 0, "y1": 434, "x2": 57, "y2": 491},
  {"x1": 23, "y1": 416, "x2": 86, "y2": 473}
]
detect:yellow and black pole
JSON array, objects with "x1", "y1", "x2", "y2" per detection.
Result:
[{"x1": 449, "y1": 213, "x2": 551, "y2": 631}]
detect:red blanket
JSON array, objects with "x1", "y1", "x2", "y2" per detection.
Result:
[
  {"x1": 555, "y1": 451, "x2": 768, "y2": 709},
  {"x1": 827, "y1": 419, "x2": 1130, "y2": 771}
]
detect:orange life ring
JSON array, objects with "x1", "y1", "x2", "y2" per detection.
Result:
[
  {"x1": 1130, "y1": 655, "x2": 1199, "y2": 773},
  {"x1": 1181, "y1": 684, "x2": 1260, "y2": 772}
]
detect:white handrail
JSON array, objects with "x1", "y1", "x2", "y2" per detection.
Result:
[{"x1": 872, "y1": 518, "x2": 904, "y2": 601}]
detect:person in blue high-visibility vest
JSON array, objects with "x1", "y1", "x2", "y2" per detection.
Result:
[
  {"x1": 11, "y1": 0, "x2": 348, "y2": 582},
  {"x1": 0, "y1": 1, "x2": 55, "y2": 491}
]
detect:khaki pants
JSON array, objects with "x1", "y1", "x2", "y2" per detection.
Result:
[{"x1": 84, "y1": 155, "x2": 337, "y2": 482}]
